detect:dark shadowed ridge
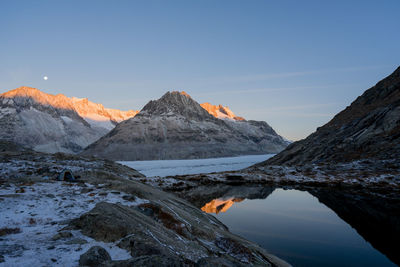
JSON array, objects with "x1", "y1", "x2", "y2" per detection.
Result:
[{"x1": 259, "y1": 66, "x2": 400, "y2": 166}]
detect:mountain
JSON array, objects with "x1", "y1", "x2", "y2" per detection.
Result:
[
  {"x1": 0, "y1": 86, "x2": 138, "y2": 154},
  {"x1": 262, "y1": 66, "x2": 400, "y2": 166},
  {"x1": 82, "y1": 91, "x2": 289, "y2": 160},
  {"x1": 200, "y1": 102, "x2": 245, "y2": 121},
  {"x1": 70, "y1": 97, "x2": 138, "y2": 130}
]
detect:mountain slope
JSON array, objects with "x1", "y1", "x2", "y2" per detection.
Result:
[
  {"x1": 262, "y1": 66, "x2": 400, "y2": 166},
  {"x1": 0, "y1": 87, "x2": 138, "y2": 153},
  {"x1": 82, "y1": 91, "x2": 288, "y2": 160}
]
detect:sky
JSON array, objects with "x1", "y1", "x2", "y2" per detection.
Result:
[{"x1": 1, "y1": 0, "x2": 399, "y2": 140}]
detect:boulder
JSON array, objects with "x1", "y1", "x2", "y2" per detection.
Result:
[{"x1": 79, "y1": 246, "x2": 111, "y2": 266}]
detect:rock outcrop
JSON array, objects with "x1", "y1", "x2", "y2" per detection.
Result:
[
  {"x1": 0, "y1": 87, "x2": 138, "y2": 154},
  {"x1": 79, "y1": 246, "x2": 111, "y2": 266},
  {"x1": 82, "y1": 91, "x2": 288, "y2": 160},
  {"x1": 262, "y1": 66, "x2": 400, "y2": 166}
]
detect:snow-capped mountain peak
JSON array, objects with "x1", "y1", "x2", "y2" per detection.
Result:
[
  {"x1": 69, "y1": 95, "x2": 138, "y2": 130},
  {"x1": 82, "y1": 90, "x2": 288, "y2": 160},
  {"x1": 2, "y1": 86, "x2": 74, "y2": 110},
  {"x1": 1, "y1": 86, "x2": 138, "y2": 130},
  {"x1": 200, "y1": 102, "x2": 245, "y2": 121},
  {"x1": 139, "y1": 91, "x2": 212, "y2": 120},
  {"x1": 0, "y1": 86, "x2": 138, "y2": 153}
]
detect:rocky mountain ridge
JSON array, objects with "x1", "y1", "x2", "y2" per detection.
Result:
[
  {"x1": 82, "y1": 91, "x2": 289, "y2": 160},
  {"x1": 261, "y1": 66, "x2": 400, "y2": 166},
  {"x1": 0, "y1": 86, "x2": 138, "y2": 154},
  {"x1": 2, "y1": 87, "x2": 138, "y2": 129}
]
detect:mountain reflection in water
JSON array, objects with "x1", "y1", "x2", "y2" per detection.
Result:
[
  {"x1": 201, "y1": 198, "x2": 244, "y2": 214},
  {"x1": 185, "y1": 185, "x2": 399, "y2": 267}
]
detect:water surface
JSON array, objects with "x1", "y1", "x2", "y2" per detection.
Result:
[
  {"x1": 121, "y1": 155, "x2": 398, "y2": 266},
  {"x1": 203, "y1": 188, "x2": 395, "y2": 267}
]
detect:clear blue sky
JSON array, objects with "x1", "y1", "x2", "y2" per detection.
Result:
[{"x1": 1, "y1": 0, "x2": 399, "y2": 140}]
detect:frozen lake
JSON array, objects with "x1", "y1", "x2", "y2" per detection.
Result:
[{"x1": 119, "y1": 154, "x2": 273, "y2": 177}]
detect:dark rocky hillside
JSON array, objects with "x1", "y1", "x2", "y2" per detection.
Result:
[{"x1": 263, "y1": 66, "x2": 400, "y2": 166}]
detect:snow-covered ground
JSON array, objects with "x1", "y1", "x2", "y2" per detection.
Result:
[
  {"x1": 0, "y1": 181, "x2": 147, "y2": 266},
  {"x1": 119, "y1": 154, "x2": 274, "y2": 177}
]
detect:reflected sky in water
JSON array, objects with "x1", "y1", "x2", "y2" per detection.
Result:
[{"x1": 208, "y1": 189, "x2": 395, "y2": 267}]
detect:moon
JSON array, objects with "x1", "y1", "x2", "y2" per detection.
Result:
[{"x1": 43, "y1": 76, "x2": 48, "y2": 81}]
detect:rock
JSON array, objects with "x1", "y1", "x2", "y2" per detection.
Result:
[
  {"x1": 215, "y1": 237, "x2": 253, "y2": 263},
  {"x1": 106, "y1": 255, "x2": 188, "y2": 267},
  {"x1": 0, "y1": 227, "x2": 21, "y2": 236},
  {"x1": 69, "y1": 201, "x2": 286, "y2": 266},
  {"x1": 65, "y1": 238, "x2": 88, "y2": 245},
  {"x1": 70, "y1": 202, "x2": 132, "y2": 242},
  {"x1": 51, "y1": 231, "x2": 73, "y2": 241},
  {"x1": 0, "y1": 140, "x2": 27, "y2": 152},
  {"x1": 59, "y1": 219, "x2": 72, "y2": 225},
  {"x1": 122, "y1": 195, "x2": 136, "y2": 201},
  {"x1": 79, "y1": 246, "x2": 111, "y2": 266},
  {"x1": 0, "y1": 244, "x2": 25, "y2": 258},
  {"x1": 58, "y1": 169, "x2": 76, "y2": 182},
  {"x1": 15, "y1": 188, "x2": 25, "y2": 193},
  {"x1": 196, "y1": 257, "x2": 242, "y2": 267},
  {"x1": 80, "y1": 188, "x2": 93, "y2": 194}
]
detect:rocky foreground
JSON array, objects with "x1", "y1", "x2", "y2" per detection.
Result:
[{"x1": 0, "y1": 142, "x2": 289, "y2": 266}]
